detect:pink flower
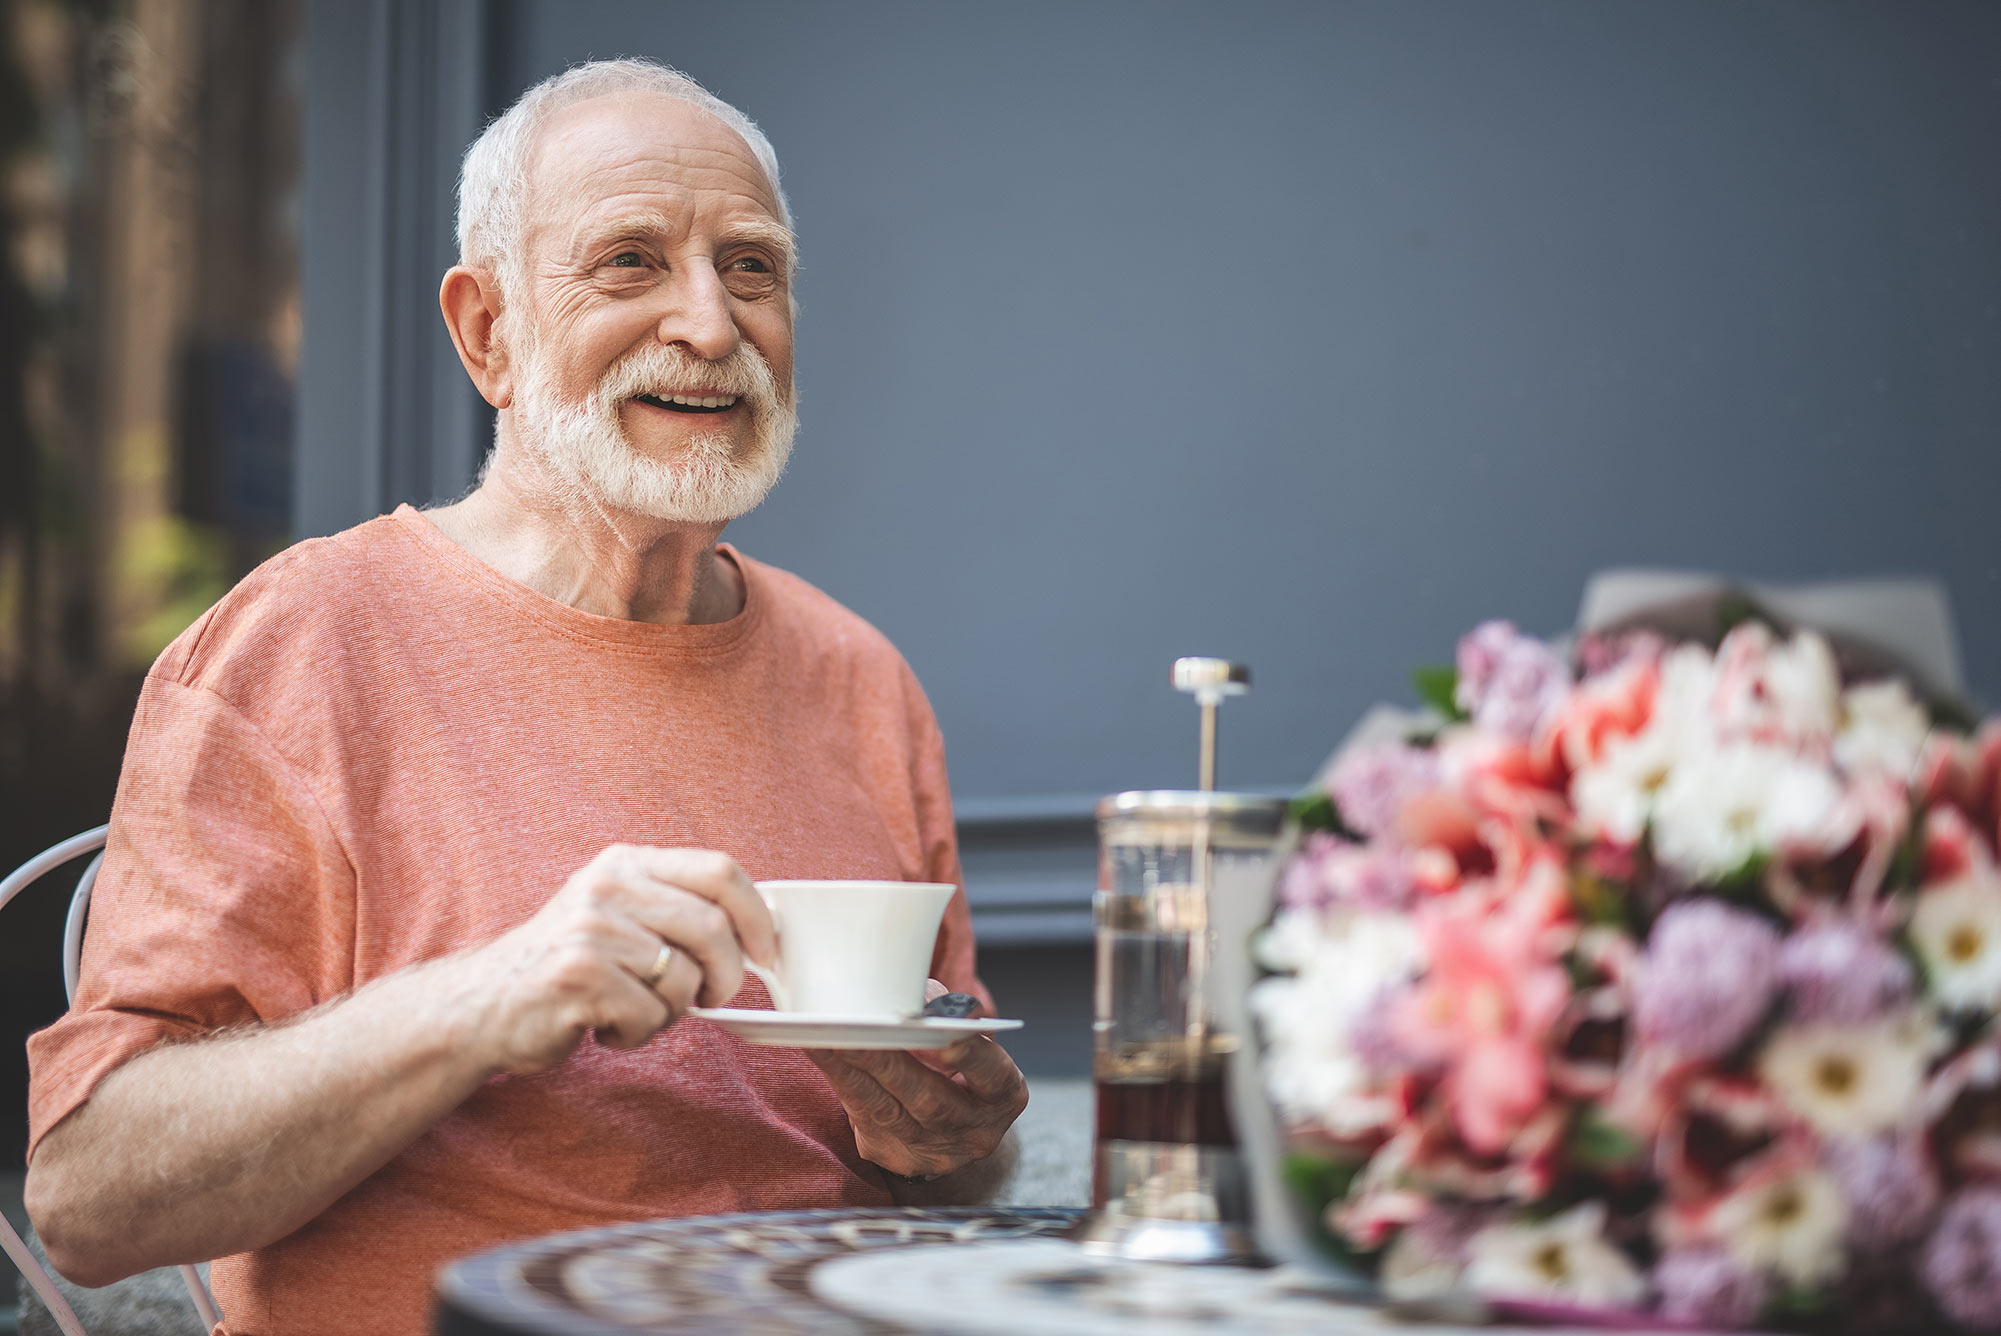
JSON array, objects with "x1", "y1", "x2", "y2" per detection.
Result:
[
  {"x1": 1547, "y1": 657, "x2": 1657, "y2": 775},
  {"x1": 1393, "y1": 900, "x2": 1572, "y2": 1155},
  {"x1": 1922, "y1": 804, "x2": 1994, "y2": 887},
  {"x1": 1577, "y1": 629, "x2": 1669, "y2": 680},
  {"x1": 1436, "y1": 728, "x2": 1569, "y2": 831},
  {"x1": 1919, "y1": 722, "x2": 2001, "y2": 847}
]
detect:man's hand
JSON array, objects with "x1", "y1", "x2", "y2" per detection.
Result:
[
  {"x1": 806, "y1": 981, "x2": 1029, "y2": 1180},
  {"x1": 456, "y1": 845, "x2": 777, "y2": 1076}
]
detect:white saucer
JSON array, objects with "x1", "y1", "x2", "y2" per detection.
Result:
[{"x1": 688, "y1": 1007, "x2": 1024, "y2": 1050}]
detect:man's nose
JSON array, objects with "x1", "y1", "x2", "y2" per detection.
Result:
[{"x1": 653, "y1": 263, "x2": 741, "y2": 361}]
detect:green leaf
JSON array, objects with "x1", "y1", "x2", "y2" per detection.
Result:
[
  {"x1": 1281, "y1": 1150, "x2": 1363, "y2": 1212},
  {"x1": 1568, "y1": 871, "x2": 1635, "y2": 930},
  {"x1": 1280, "y1": 1151, "x2": 1376, "y2": 1273},
  {"x1": 1930, "y1": 694, "x2": 1980, "y2": 736},
  {"x1": 1289, "y1": 789, "x2": 1345, "y2": 835},
  {"x1": 1567, "y1": 1111, "x2": 1644, "y2": 1170},
  {"x1": 1562, "y1": 951, "x2": 1597, "y2": 991},
  {"x1": 1885, "y1": 817, "x2": 1925, "y2": 894},
  {"x1": 1760, "y1": 1284, "x2": 1834, "y2": 1324},
  {"x1": 1412, "y1": 664, "x2": 1469, "y2": 722},
  {"x1": 1716, "y1": 593, "x2": 1760, "y2": 636},
  {"x1": 1711, "y1": 851, "x2": 1770, "y2": 890}
]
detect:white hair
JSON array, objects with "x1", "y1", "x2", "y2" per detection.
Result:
[{"x1": 456, "y1": 58, "x2": 793, "y2": 298}]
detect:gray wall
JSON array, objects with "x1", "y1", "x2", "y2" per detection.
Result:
[
  {"x1": 483, "y1": 0, "x2": 2001, "y2": 799},
  {"x1": 304, "y1": 0, "x2": 2001, "y2": 975}
]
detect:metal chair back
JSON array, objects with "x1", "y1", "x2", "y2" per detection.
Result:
[{"x1": 1, "y1": 828, "x2": 225, "y2": 1334}]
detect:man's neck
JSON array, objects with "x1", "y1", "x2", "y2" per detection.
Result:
[{"x1": 424, "y1": 445, "x2": 745, "y2": 627}]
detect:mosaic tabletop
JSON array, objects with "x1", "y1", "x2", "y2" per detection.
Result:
[{"x1": 432, "y1": 1206, "x2": 1661, "y2": 1335}]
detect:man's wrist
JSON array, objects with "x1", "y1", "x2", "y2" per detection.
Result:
[{"x1": 874, "y1": 1163, "x2": 941, "y2": 1185}]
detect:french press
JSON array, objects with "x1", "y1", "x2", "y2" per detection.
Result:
[{"x1": 1069, "y1": 658, "x2": 1287, "y2": 1264}]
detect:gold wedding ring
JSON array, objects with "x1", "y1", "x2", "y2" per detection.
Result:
[{"x1": 643, "y1": 942, "x2": 676, "y2": 987}]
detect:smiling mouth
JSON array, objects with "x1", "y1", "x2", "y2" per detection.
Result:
[{"x1": 634, "y1": 392, "x2": 740, "y2": 414}]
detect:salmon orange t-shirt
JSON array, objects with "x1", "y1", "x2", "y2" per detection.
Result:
[{"x1": 25, "y1": 505, "x2": 988, "y2": 1336}]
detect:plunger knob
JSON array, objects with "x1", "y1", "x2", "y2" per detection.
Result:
[{"x1": 1171, "y1": 658, "x2": 1251, "y2": 792}]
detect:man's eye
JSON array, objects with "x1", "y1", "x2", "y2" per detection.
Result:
[
  {"x1": 608, "y1": 252, "x2": 644, "y2": 268},
  {"x1": 730, "y1": 256, "x2": 770, "y2": 273}
]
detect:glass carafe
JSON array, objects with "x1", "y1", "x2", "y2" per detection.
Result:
[{"x1": 1071, "y1": 790, "x2": 1285, "y2": 1263}]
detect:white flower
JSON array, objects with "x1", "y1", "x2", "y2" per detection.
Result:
[
  {"x1": 1713, "y1": 625, "x2": 1841, "y2": 746},
  {"x1": 1252, "y1": 904, "x2": 1330, "y2": 974},
  {"x1": 1651, "y1": 741, "x2": 1850, "y2": 879},
  {"x1": 1572, "y1": 725, "x2": 1681, "y2": 846},
  {"x1": 1835, "y1": 680, "x2": 1932, "y2": 780},
  {"x1": 1463, "y1": 1203, "x2": 1647, "y2": 1310},
  {"x1": 1655, "y1": 642, "x2": 1724, "y2": 731},
  {"x1": 1710, "y1": 1168, "x2": 1847, "y2": 1288},
  {"x1": 1250, "y1": 909, "x2": 1424, "y2": 1137},
  {"x1": 1570, "y1": 644, "x2": 1730, "y2": 847},
  {"x1": 1762, "y1": 630, "x2": 1843, "y2": 743},
  {"x1": 1757, "y1": 1011, "x2": 1937, "y2": 1138},
  {"x1": 1909, "y1": 871, "x2": 2001, "y2": 1011}
]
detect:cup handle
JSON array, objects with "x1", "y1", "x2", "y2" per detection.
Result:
[
  {"x1": 746, "y1": 901, "x2": 788, "y2": 1012},
  {"x1": 745, "y1": 959, "x2": 789, "y2": 1012}
]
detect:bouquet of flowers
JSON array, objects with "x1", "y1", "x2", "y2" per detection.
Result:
[{"x1": 1251, "y1": 615, "x2": 2001, "y2": 1330}]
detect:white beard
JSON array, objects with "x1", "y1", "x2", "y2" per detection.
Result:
[{"x1": 509, "y1": 339, "x2": 796, "y2": 525}]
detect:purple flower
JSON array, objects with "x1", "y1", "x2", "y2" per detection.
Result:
[
  {"x1": 1326, "y1": 742, "x2": 1439, "y2": 840},
  {"x1": 1653, "y1": 1245, "x2": 1771, "y2": 1328},
  {"x1": 1826, "y1": 1135, "x2": 1941, "y2": 1246},
  {"x1": 1632, "y1": 899, "x2": 1782, "y2": 1060},
  {"x1": 1279, "y1": 832, "x2": 1419, "y2": 911},
  {"x1": 1455, "y1": 620, "x2": 1518, "y2": 704},
  {"x1": 1278, "y1": 835, "x2": 1339, "y2": 909},
  {"x1": 1347, "y1": 984, "x2": 1428, "y2": 1073},
  {"x1": 1922, "y1": 1188, "x2": 2001, "y2": 1329},
  {"x1": 1455, "y1": 620, "x2": 1571, "y2": 741},
  {"x1": 1779, "y1": 921, "x2": 1914, "y2": 1025}
]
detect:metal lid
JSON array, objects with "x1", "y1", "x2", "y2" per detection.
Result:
[{"x1": 1096, "y1": 790, "x2": 1287, "y2": 845}]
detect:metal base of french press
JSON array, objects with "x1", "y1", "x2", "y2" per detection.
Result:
[
  {"x1": 1066, "y1": 1139, "x2": 1267, "y2": 1266},
  {"x1": 1067, "y1": 1210, "x2": 1265, "y2": 1266}
]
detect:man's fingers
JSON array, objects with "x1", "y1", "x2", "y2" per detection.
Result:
[
  {"x1": 592, "y1": 970, "x2": 674, "y2": 1049},
  {"x1": 621, "y1": 937, "x2": 703, "y2": 1013},
  {"x1": 807, "y1": 1052, "x2": 929, "y2": 1136},
  {"x1": 807, "y1": 1052, "x2": 968, "y2": 1177},
  {"x1": 928, "y1": 1036, "x2": 1027, "y2": 1102},
  {"x1": 626, "y1": 847, "x2": 776, "y2": 966},
  {"x1": 622, "y1": 894, "x2": 747, "y2": 1008},
  {"x1": 831, "y1": 1048, "x2": 973, "y2": 1121}
]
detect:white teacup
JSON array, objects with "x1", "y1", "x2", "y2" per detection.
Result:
[{"x1": 744, "y1": 880, "x2": 956, "y2": 1018}]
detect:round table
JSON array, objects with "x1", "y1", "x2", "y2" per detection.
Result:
[{"x1": 433, "y1": 1206, "x2": 1439, "y2": 1335}]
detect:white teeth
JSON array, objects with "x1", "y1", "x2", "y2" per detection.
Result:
[{"x1": 659, "y1": 393, "x2": 737, "y2": 408}]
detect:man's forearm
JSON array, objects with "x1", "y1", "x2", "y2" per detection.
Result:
[{"x1": 25, "y1": 954, "x2": 499, "y2": 1286}]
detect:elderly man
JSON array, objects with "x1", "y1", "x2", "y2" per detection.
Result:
[{"x1": 23, "y1": 59, "x2": 1026, "y2": 1335}]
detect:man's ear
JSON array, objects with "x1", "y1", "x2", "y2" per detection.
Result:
[{"x1": 440, "y1": 266, "x2": 515, "y2": 409}]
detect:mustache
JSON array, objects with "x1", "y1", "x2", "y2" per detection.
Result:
[{"x1": 596, "y1": 342, "x2": 783, "y2": 407}]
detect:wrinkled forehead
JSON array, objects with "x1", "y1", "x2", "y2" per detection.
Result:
[{"x1": 521, "y1": 92, "x2": 785, "y2": 249}]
